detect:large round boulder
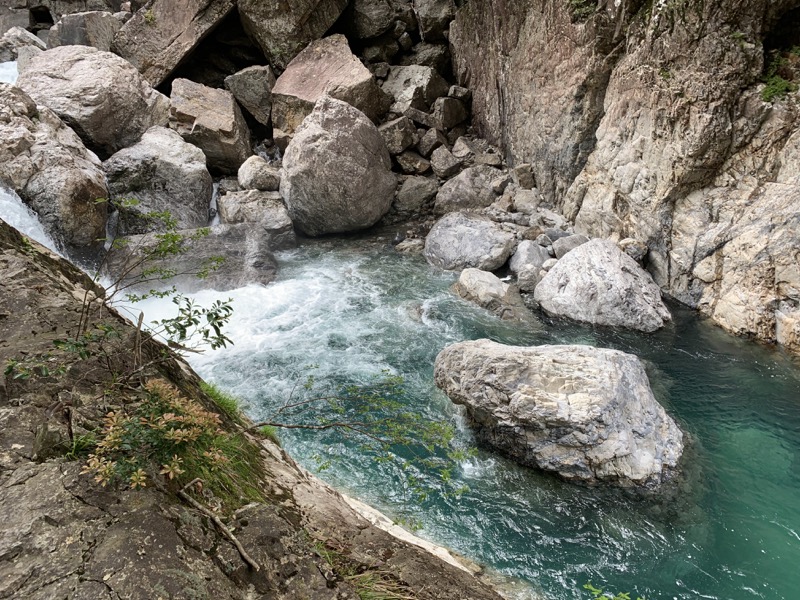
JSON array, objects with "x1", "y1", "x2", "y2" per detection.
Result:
[
  {"x1": 280, "y1": 95, "x2": 396, "y2": 236},
  {"x1": 16, "y1": 46, "x2": 169, "y2": 158},
  {"x1": 434, "y1": 339, "x2": 684, "y2": 488},
  {"x1": 424, "y1": 212, "x2": 515, "y2": 271},
  {"x1": 534, "y1": 238, "x2": 671, "y2": 332},
  {"x1": 0, "y1": 84, "x2": 107, "y2": 250}
]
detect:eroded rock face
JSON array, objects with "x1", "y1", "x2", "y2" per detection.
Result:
[
  {"x1": 0, "y1": 83, "x2": 107, "y2": 249},
  {"x1": 16, "y1": 46, "x2": 169, "y2": 158},
  {"x1": 168, "y1": 78, "x2": 252, "y2": 174},
  {"x1": 424, "y1": 212, "x2": 515, "y2": 271},
  {"x1": 103, "y1": 126, "x2": 212, "y2": 235},
  {"x1": 272, "y1": 34, "x2": 390, "y2": 134},
  {"x1": 113, "y1": 0, "x2": 236, "y2": 87},
  {"x1": 434, "y1": 339, "x2": 684, "y2": 488},
  {"x1": 238, "y1": 0, "x2": 348, "y2": 70},
  {"x1": 280, "y1": 95, "x2": 395, "y2": 236},
  {"x1": 534, "y1": 239, "x2": 671, "y2": 332}
]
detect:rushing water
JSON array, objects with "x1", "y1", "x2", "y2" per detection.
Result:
[
  {"x1": 0, "y1": 61, "x2": 18, "y2": 84},
  {"x1": 131, "y1": 235, "x2": 800, "y2": 600},
  {"x1": 0, "y1": 186, "x2": 59, "y2": 254}
]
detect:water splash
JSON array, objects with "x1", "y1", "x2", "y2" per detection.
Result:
[
  {"x1": 0, "y1": 61, "x2": 18, "y2": 84},
  {"x1": 0, "y1": 185, "x2": 60, "y2": 253}
]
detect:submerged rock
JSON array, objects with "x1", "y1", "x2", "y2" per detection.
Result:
[
  {"x1": 424, "y1": 212, "x2": 515, "y2": 271},
  {"x1": 16, "y1": 46, "x2": 169, "y2": 158},
  {"x1": 103, "y1": 126, "x2": 212, "y2": 236},
  {"x1": 281, "y1": 95, "x2": 395, "y2": 236},
  {"x1": 0, "y1": 83, "x2": 107, "y2": 250},
  {"x1": 434, "y1": 339, "x2": 684, "y2": 488},
  {"x1": 534, "y1": 239, "x2": 671, "y2": 332}
]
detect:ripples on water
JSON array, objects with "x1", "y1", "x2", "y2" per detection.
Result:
[{"x1": 128, "y1": 237, "x2": 800, "y2": 600}]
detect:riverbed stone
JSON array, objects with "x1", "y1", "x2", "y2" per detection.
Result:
[
  {"x1": 271, "y1": 34, "x2": 390, "y2": 134},
  {"x1": 0, "y1": 83, "x2": 107, "y2": 249},
  {"x1": 434, "y1": 165, "x2": 501, "y2": 214},
  {"x1": 534, "y1": 239, "x2": 672, "y2": 332},
  {"x1": 281, "y1": 95, "x2": 396, "y2": 236},
  {"x1": 224, "y1": 65, "x2": 276, "y2": 127},
  {"x1": 453, "y1": 268, "x2": 527, "y2": 320},
  {"x1": 15, "y1": 45, "x2": 169, "y2": 158},
  {"x1": 552, "y1": 233, "x2": 589, "y2": 259},
  {"x1": 216, "y1": 189, "x2": 295, "y2": 249},
  {"x1": 424, "y1": 212, "x2": 515, "y2": 271},
  {"x1": 395, "y1": 175, "x2": 439, "y2": 213},
  {"x1": 509, "y1": 240, "x2": 551, "y2": 292},
  {"x1": 103, "y1": 126, "x2": 212, "y2": 235},
  {"x1": 238, "y1": 155, "x2": 280, "y2": 191},
  {"x1": 168, "y1": 78, "x2": 252, "y2": 174},
  {"x1": 434, "y1": 339, "x2": 684, "y2": 488}
]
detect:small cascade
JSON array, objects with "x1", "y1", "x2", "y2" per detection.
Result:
[{"x1": 0, "y1": 185, "x2": 60, "y2": 254}]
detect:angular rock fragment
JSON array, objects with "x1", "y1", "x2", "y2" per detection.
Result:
[
  {"x1": 424, "y1": 212, "x2": 515, "y2": 271},
  {"x1": 48, "y1": 10, "x2": 121, "y2": 51},
  {"x1": 434, "y1": 165, "x2": 501, "y2": 214},
  {"x1": 238, "y1": 155, "x2": 280, "y2": 191},
  {"x1": 224, "y1": 65, "x2": 276, "y2": 127}
]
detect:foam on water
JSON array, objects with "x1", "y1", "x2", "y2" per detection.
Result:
[
  {"x1": 0, "y1": 186, "x2": 60, "y2": 253},
  {"x1": 0, "y1": 61, "x2": 18, "y2": 84}
]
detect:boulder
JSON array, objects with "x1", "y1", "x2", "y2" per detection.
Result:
[
  {"x1": 271, "y1": 34, "x2": 390, "y2": 134},
  {"x1": 534, "y1": 239, "x2": 671, "y2": 332},
  {"x1": 396, "y1": 150, "x2": 430, "y2": 174},
  {"x1": 103, "y1": 126, "x2": 212, "y2": 236},
  {"x1": 378, "y1": 116, "x2": 417, "y2": 155},
  {"x1": 382, "y1": 65, "x2": 448, "y2": 113},
  {"x1": 104, "y1": 223, "x2": 278, "y2": 293},
  {"x1": 16, "y1": 46, "x2": 169, "y2": 158},
  {"x1": 280, "y1": 95, "x2": 396, "y2": 236},
  {"x1": 168, "y1": 78, "x2": 252, "y2": 174},
  {"x1": 413, "y1": 0, "x2": 455, "y2": 42},
  {"x1": 452, "y1": 268, "x2": 527, "y2": 320},
  {"x1": 434, "y1": 340, "x2": 684, "y2": 488},
  {"x1": 238, "y1": 0, "x2": 348, "y2": 70},
  {"x1": 47, "y1": 10, "x2": 121, "y2": 51},
  {"x1": 552, "y1": 233, "x2": 589, "y2": 259},
  {"x1": 238, "y1": 155, "x2": 280, "y2": 191},
  {"x1": 424, "y1": 212, "x2": 515, "y2": 271},
  {"x1": 0, "y1": 4, "x2": 28, "y2": 37},
  {"x1": 417, "y1": 127, "x2": 446, "y2": 157},
  {"x1": 513, "y1": 163, "x2": 535, "y2": 189},
  {"x1": 509, "y1": 240, "x2": 551, "y2": 292},
  {"x1": 432, "y1": 97, "x2": 468, "y2": 130},
  {"x1": 430, "y1": 145, "x2": 462, "y2": 178},
  {"x1": 395, "y1": 176, "x2": 439, "y2": 213},
  {"x1": 434, "y1": 165, "x2": 501, "y2": 214},
  {"x1": 343, "y1": 0, "x2": 395, "y2": 39},
  {"x1": 224, "y1": 65, "x2": 276, "y2": 127},
  {"x1": 0, "y1": 26, "x2": 45, "y2": 62},
  {"x1": 0, "y1": 83, "x2": 107, "y2": 249},
  {"x1": 113, "y1": 0, "x2": 236, "y2": 88},
  {"x1": 216, "y1": 189, "x2": 295, "y2": 249}
]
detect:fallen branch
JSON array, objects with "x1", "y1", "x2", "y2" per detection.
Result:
[{"x1": 178, "y1": 478, "x2": 260, "y2": 571}]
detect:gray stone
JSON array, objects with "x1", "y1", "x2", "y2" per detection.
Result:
[
  {"x1": 103, "y1": 126, "x2": 212, "y2": 235},
  {"x1": 0, "y1": 3, "x2": 28, "y2": 37},
  {"x1": 448, "y1": 85, "x2": 471, "y2": 102},
  {"x1": 432, "y1": 96, "x2": 468, "y2": 130},
  {"x1": 509, "y1": 240, "x2": 551, "y2": 292},
  {"x1": 281, "y1": 95, "x2": 396, "y2": 236},
  {"x1": 0, "y1": 83, "x2": 107, "y2": 249},
  {"x1": 395, "y1": 176, "x2": 439, "y2": 213},
  {"x1": 424, "y1": 212, "x2": 515, "y2": 271},
  {"x1": 378, "y1": 116, "x2": 418, "y2": 155},
  {"x1": 619, "y1": 237, "x2": 648, "y2": 264},
  {"x1": 490, "y1": 173, "x2": 512, "y2": 194},
  {"x1": 513, "y1": 189, "x2": 539, "y2": 215},
  {"x1": 513, "y1": 163, "x2": 535, "y2": 189},
  {"x1": 434, "y1": 165, "x2": 501, "y2": 214},
  {"x1": 417, "y1": 127, "x2": 447, "y2": 157},
  {"x1": 552, "y1": 233, "x2": 589, "y2": 259},
  {"x1": 398, "y1": 31, "x2": 413, "y2": 51},
  {"x1": 398, "y1": 42, "x2": 450, "y2": 75},
  {"x1": 413, "y1": 0, "x2": 455, "y2": 42},
  {"x1": 224, "y1": 65, "x2": 276, "y2": 127},
  {"x1": 113, "y1": 0, "x2": 236, "y2": 88},
  {"x1": 362, "y1": 36, "x2": 399, "y2": 63},
  {"x1": 238, "y1": 0, "x2": 348, "y2": 70},
  {"x1": 434, "y1": 340, "x2": 684, "y2": 488},
  {"x1": 430, "y1": 145, "x2": 462, "y2": 178},
  {"x1": 453, "y1": 268, "x2": 527, "y2": 320},
  {"x1": 216, "y1": 189, "x2": 295, "y2": 249},
  {"x1": 403, "y1": 106, "x2": 436, "y2": 128},
  {"x1": 396, "y1": 150, "x2": 431, "y2": 174},
  {"x1": 0, "y1": 26, "x2": 45, "y2": 62},
  {"x1": 169, "y1": 78, "x2": 252, "y2": 174},
  {"x1": 16, "y1": 46, "x2": 169, "y2": 158},
  {"x1": 382, "y1": 65, "x2": 449, "y2": 113},
  {"x1": 344, "y1": 0, "x2": 394, "y2": 39},
  {"x1": 272, "y1": 35, "x2": 390, "y2": 134},
  {"x1": 534, "y1": 239, "x2": 672, "y2": 332},
  {"x1": 47, "y1": 10, "x2": 121, "y2": 51},
  {"x1": 238, "y1": 155, "x2": 281, "y2": 191}
]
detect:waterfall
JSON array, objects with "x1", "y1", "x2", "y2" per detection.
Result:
[
  {"x1": 0, "y1": 61, "x2": 18, "y2": 85},
  {"x1": 0, "y1": 185, "x2": 60, "y2": 254}
]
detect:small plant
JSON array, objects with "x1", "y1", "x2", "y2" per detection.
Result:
[
  {"x1": 569, "y1": 0, "x2": 596, "y2": 22},
  {"x1": 144, "y1": 9, "x2": 156, "y2": 25},
  {"x1": 658, "y1": 67, "x2": 671, "y2": 80},
  {"x1": 584, "y1": 582, "x2": 646, "y2": 600},
  {"x1": 761, "y1": 50, "x2": 800, "y2": 103}
]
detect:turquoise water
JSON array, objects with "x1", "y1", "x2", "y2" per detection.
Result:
[{"x1": 157, "y1": 237, "x2": 800, "y2": 600}]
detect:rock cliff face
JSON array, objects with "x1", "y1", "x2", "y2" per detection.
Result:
[{"x1": 451, "y1": 0, "x2": 800, "y2": 353}]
